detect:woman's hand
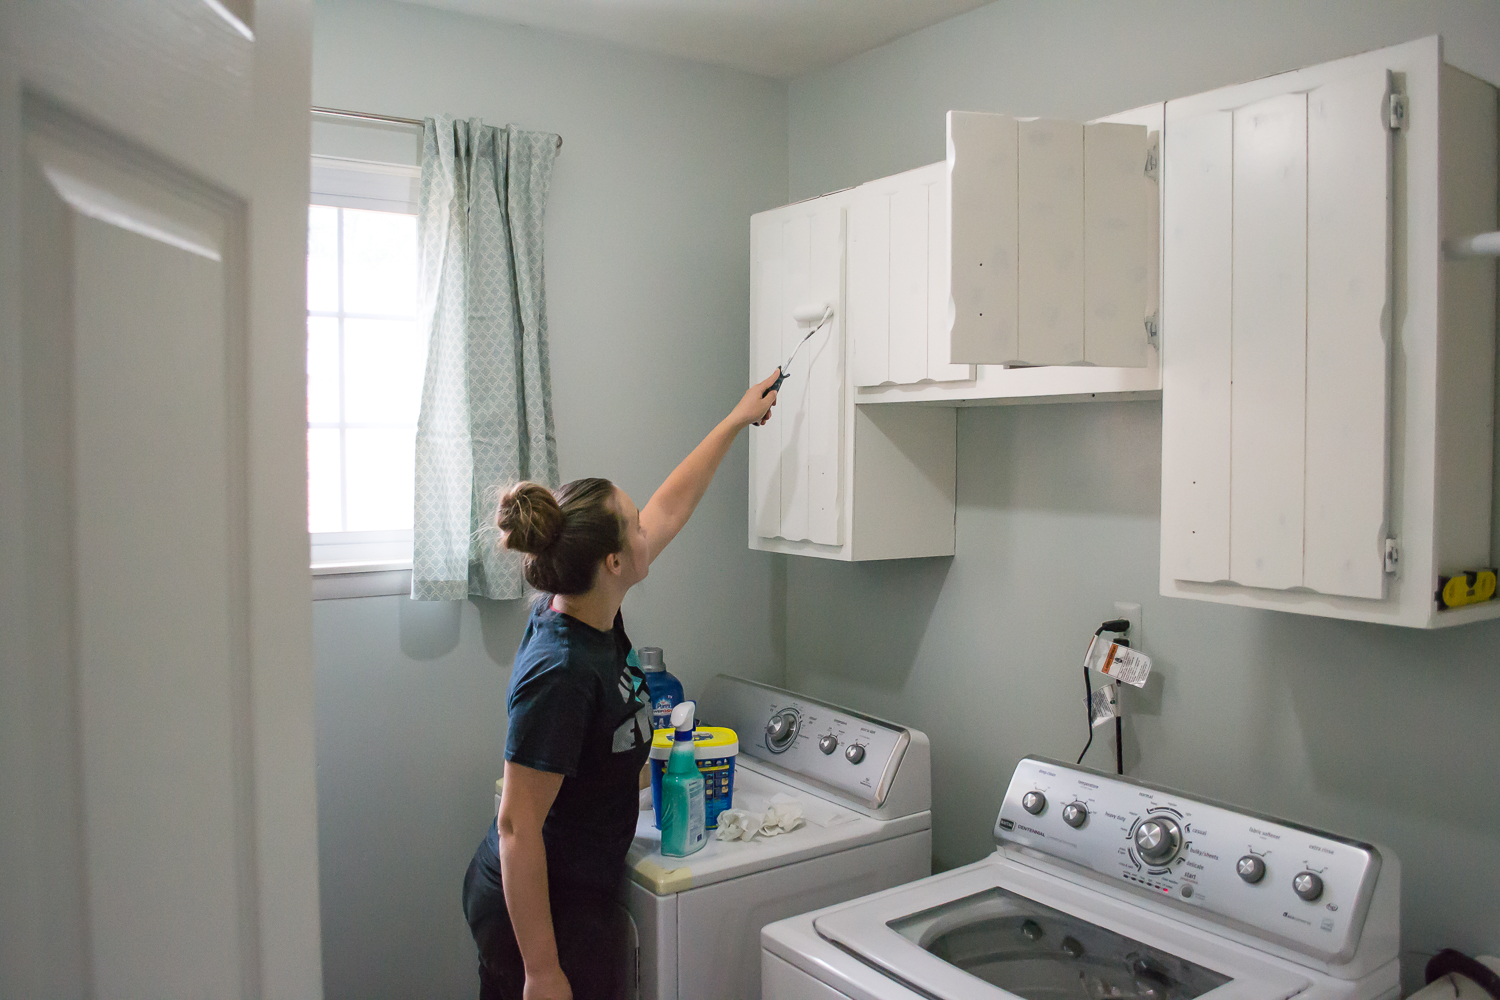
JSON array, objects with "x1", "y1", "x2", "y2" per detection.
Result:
[
  {"x1": 730, "y1": 369, "x2": 781, "y2": 429},
  {"x1": 523, "y1": 965, "x2": 572, "y2": 1000}
]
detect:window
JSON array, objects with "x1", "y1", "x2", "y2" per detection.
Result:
[{"x1": 306, "y1": 155, "x2": 422, "y2": 571}]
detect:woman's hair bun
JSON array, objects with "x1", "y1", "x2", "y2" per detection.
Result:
[{"x1": 497, "y1": 481, "x2": 564, "y2": 555}]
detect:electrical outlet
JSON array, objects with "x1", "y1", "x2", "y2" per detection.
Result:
[{"x1": 1113, "y1": 601, "x2": 1142, "y2": 647}]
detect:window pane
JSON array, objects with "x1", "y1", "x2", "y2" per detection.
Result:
[
  {"x1": 344, "y1": 428, "x2": 415, "y2": 531},
  {"x1": 308, "y1": 428, "x2": 343, "y2": 532},
  {"x1": 344, "y1": 318, "x2": 424, "y2": 425},
  {"x1": 307, "y1": 315, "x2": 341, "y2": 424},
  {"x1": 342, "y1": 209, "x2": 417, "y2": 317},
  {"x1": 308, "y1": 205, "x2": 339, "y2": 313}
]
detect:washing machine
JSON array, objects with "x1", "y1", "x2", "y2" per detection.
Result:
[
  {"x1": 763, "y1": 756, "x2": 1401, "y2": 1000},
  {"x1": 623, "y1": 674, "x2": 932, "y2": 1000}
]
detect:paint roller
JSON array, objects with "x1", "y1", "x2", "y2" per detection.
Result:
[{"x1": 762, "y1": 301, "x2": 834, "y2": 398}]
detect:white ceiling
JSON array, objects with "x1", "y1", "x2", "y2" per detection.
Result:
[{"x1": 391, "y1": 0, "x2": 993, "y2": 79}]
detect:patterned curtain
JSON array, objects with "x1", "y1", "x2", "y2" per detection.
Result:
[{"x1": 412, "y1": 116, "x2": 560, "y2": 600}]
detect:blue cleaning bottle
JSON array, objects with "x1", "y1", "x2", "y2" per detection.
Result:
[
  {"x1": 659, "y1": 701, "x2": 706, "y2": 858},
  {"x1": 639, "y1": 647, "x2": 684, "y2": 733}
]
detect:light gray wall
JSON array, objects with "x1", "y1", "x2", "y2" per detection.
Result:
[
  {"x1": 783, "y1": 2, "x2": 1500, "y2": 990},
  {"x1": 310, "y1": 2, "x2": 787, "y2": 996}
]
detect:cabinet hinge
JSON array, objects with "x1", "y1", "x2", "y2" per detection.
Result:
[
  {"x1": 1144, "y1": 136, "x2": 1160, "y2": 182},
  {"x1": 1384, "y1": 538, "x2": 1400, "y2": 574},
  {"x1": 1387, "y1": 93, "x2": 1408, "y2": 131},
  {"x1": 1144, "y1": 311, "x2": 1159, "y2": 344}
]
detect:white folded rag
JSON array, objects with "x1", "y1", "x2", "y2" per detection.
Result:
[{"x1": 715, "y1": 793, "x2": 806, "y2": 841}]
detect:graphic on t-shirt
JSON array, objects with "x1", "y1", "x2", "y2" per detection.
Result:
[{"x1": 612, "y1": 668, "x2": 652, "y2": 753}]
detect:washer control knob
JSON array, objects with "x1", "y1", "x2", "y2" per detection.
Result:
[
  {"x1": 765, "y1": 711, "x2": 799, "y2": 751},
  {"x1": 844, "y1": 743, "x2": 865, "y2": 764},
  {"x1": 1293, "y1": 872, "x2": 1324, "y2": 902},
  {"x1": 1022, "y1": 791, "x2": 1047, "y2": 815},
  {"x1": 818, "y1": 735, "x2": 838, "y2": 755},
  {"x1": 1237, "y1": 855, "x2": 1266, "y2": 884},
  {"x1": 1134, "y1": 817, "x2": 1183, "y2": 865},
  {"x1": 1062, "y1": 803, "x2": 1088, "y2": 828}
]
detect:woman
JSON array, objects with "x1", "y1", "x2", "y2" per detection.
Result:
[{"x1": 462, "y1": 369, "x2": 781, "y2": 1000}]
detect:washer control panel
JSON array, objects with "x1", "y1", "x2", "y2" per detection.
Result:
[
  {"x1": 701, "y1": 677, "x2": 909, "y2": 808},
  {"x1": 994, "y1": 757, "x2": 1381, "y2": 964}
]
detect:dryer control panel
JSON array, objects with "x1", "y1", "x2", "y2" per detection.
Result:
[
  {"x1": 994, "y1": 757, "x2": 1382, "y2": 966},
  {"x1": 699, "y1": 675, "x2": 909, "y2": 809}
]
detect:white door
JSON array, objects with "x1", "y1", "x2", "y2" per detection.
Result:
[
  {"x1": 0, "y1": 2, "x2": 323, "y2": 997},
  {"x1": 749, "y1": 199, "x2": 845, "y2": 547},
  {"x1": 1160, "y1": 65, "x2": 1395, "y2": 599}
]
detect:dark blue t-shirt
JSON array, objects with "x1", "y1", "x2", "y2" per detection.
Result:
[{"x1": 484, "y1": 599, "x2": 653, "y2": 892}]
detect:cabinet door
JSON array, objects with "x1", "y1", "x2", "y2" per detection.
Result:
[
  {"x1": 749, "y1": 201, "x2": 845, "y2": 545},
  {"x1": 1161, "y1": 68, "x2": 1393, "y2": 598},
  {"x1": 849, "y1": 165, "x2": 973, "y2": 388},
  {"x1": 947, "y1": 112, "x2": 1153, "y2": 368}
]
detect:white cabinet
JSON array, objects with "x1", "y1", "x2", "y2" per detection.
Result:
[
  {"x1": 856, "y1": 102, "x2": 1165, "y2": 407},
  {"x1": 1159, "y1": 36, "x2": 1500, "y2": 628},
  {"x1": 946, "y1": 112, "x2": 1156, "y2": 368},
  {"x1": 750, "y1": 192, "x2": 957, "y2": 560},
  {"x1": 848, "y1": 163, "x2": 974, "y2": 388}
]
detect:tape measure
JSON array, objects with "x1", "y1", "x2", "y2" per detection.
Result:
[{"x1": 1436, "y1": 569, "x2": 1498, "y2": 610}]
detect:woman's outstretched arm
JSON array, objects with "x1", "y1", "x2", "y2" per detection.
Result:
[{"x1": 640, "y1": 369, "x2": 780, "y2": 563}]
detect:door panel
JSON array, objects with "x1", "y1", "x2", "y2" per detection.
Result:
[
  {"x1": 848, "y1": 193, "x2": 890, "y2": 387},
  {"x1": 1018, "y1": 118, "x2": 1085, "y2": 365},
  {"x1": 1229, "y1": 93, "x2": 1308, "y2": 591},
  {"x1": 752, "y1": 217, "x2": 785, "y2": 539},
  {"x1": 927, "y1": 179, "x2": 972, "y2": 382},
  {"x1": 3, "y1": 2, "x2": 321, "y2": 995},
  {"x1": 947, "y1": 111, "x2": 1019, "y2": 365},
  {"x1": 1083, "y1": 122, "x2": 1150, "y2": 368},
  {"x1": 1161, "y1": 110, "x2": 1234, "y2": 584},
  {"x1": 805, "y1": 209, "x2": 845, "y2": 546},
  {"x1": 25, "y1": 98, "x2": 256, "y2": 1000},
  {"x1": 888, "y1": 184, "x2": 929, "y2": 385},
  {"x1": 1304, "y1": 71, "x2": 1393, "y2": 599},
  {"x1": 753, "y1": 202, "x2": 844, "y2": 546},
  {"x1": 779, "y1": 214, "x2": 813, "y2": 543}
]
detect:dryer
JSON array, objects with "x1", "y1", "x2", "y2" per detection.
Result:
[{"x1": 624, "y1": 674, "x2": 932, "y2": 1000}]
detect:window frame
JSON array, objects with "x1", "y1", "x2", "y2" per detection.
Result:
[{"x1": 307, "y1": 153, "x2": 423, "y2": 597}]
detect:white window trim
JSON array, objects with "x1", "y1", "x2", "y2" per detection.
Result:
[{"x1": 307, "y1": 152, "x2": 423, "y2": 597}]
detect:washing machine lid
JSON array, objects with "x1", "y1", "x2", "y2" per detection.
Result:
[
  {"x1": 813, "y1": 858, "x2": 1312, "y2": 1000},
  {"x1": 626, "y1": 762, "x2": 929, "y2": 895}
]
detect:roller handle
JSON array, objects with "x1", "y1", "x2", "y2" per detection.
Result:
[
  {"x1": 762, "y1": 367, "x2": 787, "y2": 397},
  {"x1": 753, "y1": 368, "x2": 785, "y2": 428}
]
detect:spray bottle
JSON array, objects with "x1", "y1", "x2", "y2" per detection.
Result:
[{"x1": 659, "y1": 701, "x2": 706, "y2": 858}]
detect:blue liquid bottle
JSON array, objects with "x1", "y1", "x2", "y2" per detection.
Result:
[{"x1": 639, "y1": 647, "x2": 684, "y2": 733}]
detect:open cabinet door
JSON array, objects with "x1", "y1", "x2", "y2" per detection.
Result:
[{"x1": 0, "y1": 1, "x2": 323, "y2": 996}]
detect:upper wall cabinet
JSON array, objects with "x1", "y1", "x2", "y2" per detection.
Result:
[
  {"x1": 947, "y1": 112, "x2": 1157, "y2": 368},
  {"x1": 1159, "y1": 36, "x2": 1500, "y2": 628},
  {"x1": 855, "y1": 102, "x2": 1165, "y2": 407},
  {"x1": 750, "y1": 192, "x2": 957, "y2": 561}
]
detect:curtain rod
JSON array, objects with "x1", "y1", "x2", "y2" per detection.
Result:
[{"x1": 311, "y1": 106, "x2": 563, "y2": 148}]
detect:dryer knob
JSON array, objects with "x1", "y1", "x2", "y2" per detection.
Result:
[
  {"x1": 1293, "y1": 872, "x2": 1324, "y2": 902},
  {"x1": 1022, "y1": 791, "x2": 1047, "y2": 815}
]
